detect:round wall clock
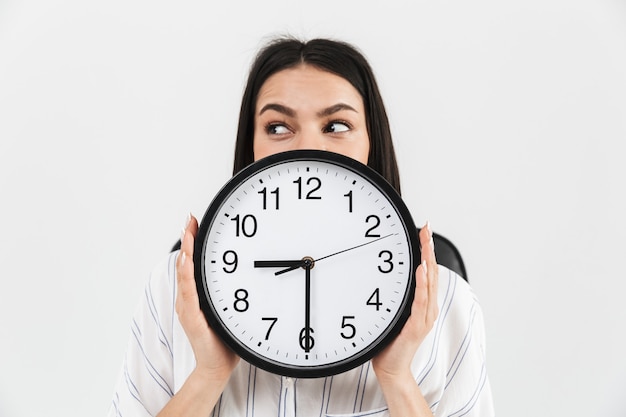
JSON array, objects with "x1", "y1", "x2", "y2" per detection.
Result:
[{"x1": 194, "y1": 149, "x2": 419, "y2": 378}]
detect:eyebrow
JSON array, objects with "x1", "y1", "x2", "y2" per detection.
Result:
[
  {"x1": 259, "y1": 103, "x2": 295, "y2": 117},
  {"x1": 258, "y1": 103, "x2": 358, "y2": 117},
  {"x1": 317, "y1": 103, "x2": 358, "y2": 117}
]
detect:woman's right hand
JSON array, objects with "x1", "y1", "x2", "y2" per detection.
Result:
[
  {"x1": 177, "y1": 214, "x2": 240, "y2": 379},
  {"x1": 157, "y1": 214, "x2": 239, "y2": 417}
]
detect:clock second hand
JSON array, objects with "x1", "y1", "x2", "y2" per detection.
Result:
[{"x1": 273, "y1": 233, "x2": 394, "y2": 276}]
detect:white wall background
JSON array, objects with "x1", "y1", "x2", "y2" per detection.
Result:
[{"x1": 1, "y1": 0, "x2": 625, "y2": 416}]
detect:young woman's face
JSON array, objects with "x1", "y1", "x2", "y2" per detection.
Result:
[{"x1": 253, "y1": 65, "x2": 370, "y2": 164}]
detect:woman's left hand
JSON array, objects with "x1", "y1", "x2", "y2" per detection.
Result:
[{"x1": 371, "y1": 222, "x2": 439, "y2": 382}]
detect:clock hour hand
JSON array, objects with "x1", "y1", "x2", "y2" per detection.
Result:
[{"x1": 254, "y1": 260, "x2": 304, "y2": 269}]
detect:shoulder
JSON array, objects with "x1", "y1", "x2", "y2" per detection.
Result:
[
  {"x1": 109, "y1": 252, "x2": 181, "y2": 416},
  {"x1": 417, "y1": 227, "x2": 468, "y2": 280},
  {"x1": 425, "y1": 265, "x2": 494, "y2": 415},
  {"x1": 434, "y1": 265, "x2": 486, "y2": 359},
  {"x1": 437, "y1": 265, "x2": 480, "y2": 319},
  {"x1": 134, "y1": 251, "x2": 179, "y2": 338},
  {"x1": 143, "y1": 251, "x2": 179, "y2": 306}
]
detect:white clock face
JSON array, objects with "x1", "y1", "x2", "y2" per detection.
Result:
[{"x1": 195, "y1": 150, "x2": 417, "y2": 377}]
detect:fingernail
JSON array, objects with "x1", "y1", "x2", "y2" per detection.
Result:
[
  {"x1": 180, "y1": 251, "x2": 186, "y2": 267},
  {"x1": 425, "y1": 221, "x2": 434, "y2": 247},
  {"x1": 422, "y1": 259, "x2": 428, "y2": 275},
  {"x1": 184, "y1": 212, "x2": 192, "y2": 228}
]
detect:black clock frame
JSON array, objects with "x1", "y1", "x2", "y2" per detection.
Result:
[{"x1": 194, "y1": 149, "x2": 419, "y2": 378}]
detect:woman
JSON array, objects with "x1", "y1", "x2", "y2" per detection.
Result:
[{"x1": 108, "y1": 37, "x2": 494, "y2": 417}]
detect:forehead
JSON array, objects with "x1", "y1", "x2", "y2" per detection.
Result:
[{"x1": 256, "y1": 65, "x2": 364, "y2": 111}]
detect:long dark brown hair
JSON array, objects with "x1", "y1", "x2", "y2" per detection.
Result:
[{"x1": 233, "y1": 37, "x2": 401, "y2": 194}]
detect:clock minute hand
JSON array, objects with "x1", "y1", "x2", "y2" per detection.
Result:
[
  {"x1": 274, "y1": 233, "x2": 394, "y2": 276},
  {"x1": 302, "y1": 259, "x2": 313, "y2": 353}
]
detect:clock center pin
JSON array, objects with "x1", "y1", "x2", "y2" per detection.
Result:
[{"x1": 302, "y1": 256, "x2": 315, "y2": 269}]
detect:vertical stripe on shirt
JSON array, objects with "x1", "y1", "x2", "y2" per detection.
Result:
[
  {"x1": 448, "y1": 360, "x2": 488, "y2": 417},
  {"x1": 130, "y1": 320, "x2": 174, "y2": 396},
  {"x1": 445, "y1": 303, "x2": 478, "y2": 388},
  {"x1": 417, "y1": 269, "x2": 458, "y2": 385}
]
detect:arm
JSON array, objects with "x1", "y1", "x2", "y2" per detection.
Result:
[
  {"x1": 157, "y1": 214, "x2": 239, "y2": 417},
  {"x1": 371, "y1": 223, "x2": 438, "y2": 417}
]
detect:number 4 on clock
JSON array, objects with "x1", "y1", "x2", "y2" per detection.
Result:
[{"x1": 366, "y1": 288, "x2": 382, "y2": 311}]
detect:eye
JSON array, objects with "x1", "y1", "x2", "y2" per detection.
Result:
[
  {"x1": 324, "y1": 121, "x2": 351, "y2": 133},
  {"x1": 266, "y1": 123, "x2": 292, "y2": 135}
]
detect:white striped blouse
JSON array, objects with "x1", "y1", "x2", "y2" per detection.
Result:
[{"x1": 108, "y1": 251, "x2": 494, "y2": 417}]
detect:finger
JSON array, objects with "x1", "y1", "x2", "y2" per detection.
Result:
[
  {"x1": 177, "y1": 214, "x2": 200, "y2": 310},
  {"x1": 180, "y1": 213, "x2": 199, "y2": 257},
  {"x1": 419, "y1": 222, "x2": 438, "y2": 323},
  {"x1": 413, "y1": 259, "x2": 429, "y2": 318},
  {"x1": 419, "y1": 222, "x2": 435, "y2": 264}
]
